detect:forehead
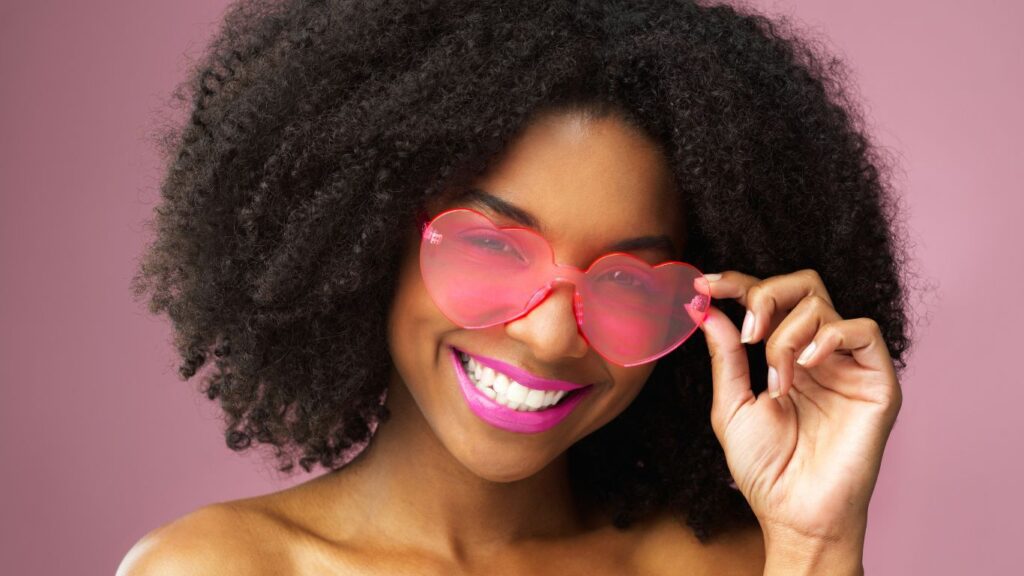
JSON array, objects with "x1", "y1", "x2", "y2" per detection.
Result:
[{"x1": 445, "y1": 112, "x2": 684, "y2": 262}]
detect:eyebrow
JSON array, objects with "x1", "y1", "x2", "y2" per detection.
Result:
[{"x1": 451, "y1": 188, "x2": 679, "y2": 258}]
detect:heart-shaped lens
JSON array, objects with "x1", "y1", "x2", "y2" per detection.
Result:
[{"x1": 578, "y1": 253, "x2": 709, "y2": 366}]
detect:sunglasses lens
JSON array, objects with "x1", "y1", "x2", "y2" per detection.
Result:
[
  {"x1": 420, "y1": 209, "x2": 551, "y2": 327},
  {"x1": 420, "y1": 209, "x2": 710, "y2": 365},
  {"x1": 579, "y1": 255, "x2": 709, "y2": 366}
]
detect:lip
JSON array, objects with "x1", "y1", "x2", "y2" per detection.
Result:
[
  {"x1": 454, "y1": 348, "x2": 595, "y2": 392},
  {"x1": 450, "y1": 346, "x2": 594, "y2": 434}
]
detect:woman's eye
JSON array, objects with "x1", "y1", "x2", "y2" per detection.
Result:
[
  {"x1": 599, "y1": 269, "x2": 651, "y2": 289},
  {"x1": 468, "y1": 235, "x2": 523, "y2": 258}
]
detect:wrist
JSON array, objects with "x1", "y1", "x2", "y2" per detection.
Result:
[{"x1": 761, "y1": 523, "x2": 866, "y2": 576}]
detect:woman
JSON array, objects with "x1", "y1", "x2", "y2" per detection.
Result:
[{"x1": 120, "y1": 0, "x2": 911, "y2": 573}]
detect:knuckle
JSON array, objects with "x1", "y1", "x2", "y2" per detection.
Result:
[
  {"x1": 764, "y1": 336, "x2": 785, "y2": 356},
  {"x1": 746, "y1": 283, "x2": 763, "y2": 305},
  {"x1": 806, "y1": 294, "x2": 831, "y2": 312},
  {"x1": 800, "y1": 268, "x2": 823, "y2": 285},
  {"x1": 860, "y1": 316, "x2": 882, "y2": 334},
  {"x1": 800, "y1": 269, "x2": 833, "y2": 303},
  {"x1": 748, "y1": 283, "x2": 777, "y2": 314},
  {"x1": 819, "y1": 321, "x2": 842, "y2": 341}
]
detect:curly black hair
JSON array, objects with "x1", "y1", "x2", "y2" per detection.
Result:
[{"x1": 132, "y1": 0, "x2": 919, "y2": 542}]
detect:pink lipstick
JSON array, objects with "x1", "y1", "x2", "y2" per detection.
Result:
[
  {"x1": 463, "y1": 350, "x2": 595, "y2": 391},
  {"x1": 450, "y1": 346, "x2": 594, "y2": 434}
]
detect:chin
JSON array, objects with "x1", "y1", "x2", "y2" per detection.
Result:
[{"x1": 451, "y1": 442, "x2": 565, "y2": 483}]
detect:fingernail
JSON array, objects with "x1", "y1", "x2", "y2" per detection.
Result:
[
  {"x1": 768, "y1": 365, "x2": 780, "y2": 398},
  {"x1": 740, "y1": 309, "x2": 755, "y2": 343},
  {"x1": 704, "y1": 273, "x2": 722, "y2": 281},
  {"x1": 796, "y1": 341, "x2": 817, "y2": 365}
]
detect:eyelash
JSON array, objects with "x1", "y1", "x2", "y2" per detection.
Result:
[
  {"x1": 468, "y1": 235, "x2": 650, "y2": 288},
  {"x1": 599, "y1": 269, "x2": 649, "y2": 288},
  {"x1": 469, "y1": 235, "x2": 524, "y2": 258}
]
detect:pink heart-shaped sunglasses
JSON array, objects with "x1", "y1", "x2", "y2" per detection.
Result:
[{"x1": 417, "y1": 207, "x2": 711, "y2": 367}]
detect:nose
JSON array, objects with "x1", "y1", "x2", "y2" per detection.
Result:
[{"x1": 503, "y1": 281, "x2": 590, "y2": 363}]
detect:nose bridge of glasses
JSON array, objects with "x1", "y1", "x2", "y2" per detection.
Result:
[
  {"x1": 545, "y1": 263, "x2": 589, "y2": 291},
  {"x1": 524, "y1": 256, "x2": 581, "y2": 297},
  {"x1": 523, "y1": 265, "x2": 588, "y2": 314}
]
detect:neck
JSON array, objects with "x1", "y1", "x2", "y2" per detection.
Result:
[{"x1": 312, "y1": 366, "x2": 598, "y2": 563}]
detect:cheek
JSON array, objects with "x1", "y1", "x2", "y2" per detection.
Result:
[
  {"x1": 387, "y1": 241, "x2": 455, "y2": 364},
  {"x1": 386, "y1": 263, "x2": 445, "y2": 414},
  {"x1": 583, "y1": 364, "x2": 656, "y2": 429},
  {"x1": 388, "y1": 246, "x2": 422, "y2": 345},
  {"x1": 608, "y1": 363, "x2": 656, "y2": 390}
]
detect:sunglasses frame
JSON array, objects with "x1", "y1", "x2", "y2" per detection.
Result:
[{"x1": 416, "y1": 206, "x2": 710, "y2": 367}]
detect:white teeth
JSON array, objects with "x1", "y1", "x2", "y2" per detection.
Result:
[
  {"x1": 459, "y1": 352, "x2": 568, "y2": 412},
  {"x1": 479, "y1": 366, "x2": 496, "y2": 387},
  {"x1": 506, "y1": 381, "x2": 528, "y2": 403},
  {"x1": 493, "y1": 372, "x2": 510, "y2": 394},
  {"x1": 524, "y1": 388, "x2": 546, "y2": 410}
]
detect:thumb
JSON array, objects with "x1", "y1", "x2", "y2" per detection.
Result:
[{"x1": 699, "y1": 304, "x2": 756, "y2": 436}]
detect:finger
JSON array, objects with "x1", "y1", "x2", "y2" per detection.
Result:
[
  {"x1": 762, "y1": 294, "x2": 843, "y2": 399},
  {"x1": 704, "y1": 271, "x2": 762, "y2": 344},
  {"x1": 799, "y1": 317, "x2": 899, "y2": 394},
  {"x1": 698, "y1": 304, "x2": 757, "y2": 437},
  {"x1": 707, "y1": 269, "x2": 835, "y2": 345},
  {"x1": 683, "y1": 276, "x2": 711, "y2": 327},
  {"x1": 683, "y1": 301, "x2": 707, "y2": 329}
]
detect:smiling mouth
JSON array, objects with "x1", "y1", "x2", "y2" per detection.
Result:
[{"x1": 453, "y1": 347, "x2": 590, "y2": 412}]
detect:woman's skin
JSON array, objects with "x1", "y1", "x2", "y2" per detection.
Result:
[{"x1": 119, "y1": 109, "x2": 901, "y2": 576}]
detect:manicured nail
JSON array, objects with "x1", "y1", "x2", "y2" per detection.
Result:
[
  {"x1": 740, "y1": 309, "x2": 755, "y2": 343},
  {"x1": 704, "y1": 273, "x2": 722, "y2": 281},
  {"x1": 768, "y1": 365, "x2": 780, "y2": 398},
  {"x1": 796, "y1": 341, "x2": 817, "y2": 365}
]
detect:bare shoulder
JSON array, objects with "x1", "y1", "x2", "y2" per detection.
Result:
[
  {"x1": 116, "y1": 502, "x2": 291, "y2": 576},
  {"x1": 631, "y1": 512, "x2": 766, "y2": 576}
]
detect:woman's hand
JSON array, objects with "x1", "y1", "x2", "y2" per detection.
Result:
[{"x1": 697, "y1": 269, "x2": 902, "y2": 575}]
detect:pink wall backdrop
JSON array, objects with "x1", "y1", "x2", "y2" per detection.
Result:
[{"x1": 2, "y1": 1, "x2": 1019, "y2": 574}]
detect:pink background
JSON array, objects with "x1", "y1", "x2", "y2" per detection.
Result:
[{"x1": 1, "y1": 1, "x2": 1019, "y2": 573}]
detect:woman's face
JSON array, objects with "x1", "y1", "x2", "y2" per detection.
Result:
[{"x1": 387, "y1": 110, "x2": 684, "y2": 482}]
